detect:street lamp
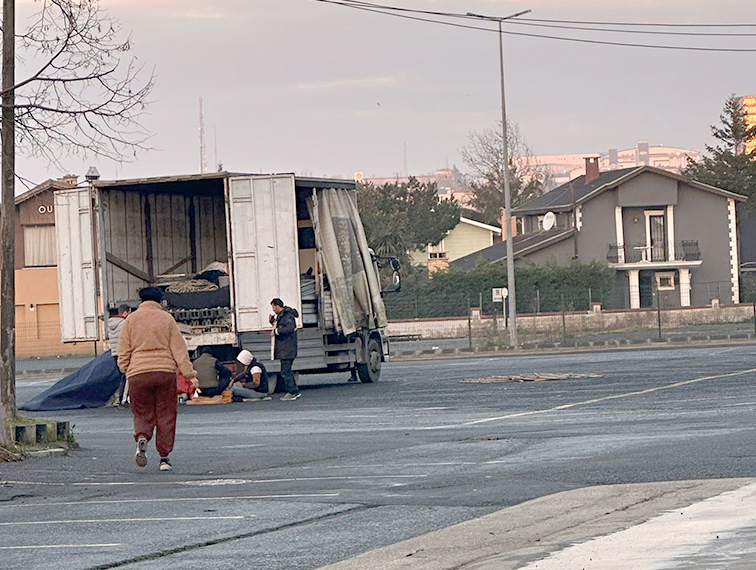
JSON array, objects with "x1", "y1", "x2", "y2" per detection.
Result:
[{"x1": 466, "y1": 9, "x2": 530, "y2": 348}]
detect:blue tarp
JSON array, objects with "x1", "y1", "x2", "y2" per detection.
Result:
[{"x1": 19, "y1": 351, "x2": 121, "y2": 411}]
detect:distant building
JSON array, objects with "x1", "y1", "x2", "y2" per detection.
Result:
[
  {"x1": 531, "y1": 142, "x2": 700, "y2": 191},
  {"x1": 739, "y1": 94, "x2": 756, "y2": 155},
  {"x1": 363, "y1": 168, "x2": 474, "y2": 206}
]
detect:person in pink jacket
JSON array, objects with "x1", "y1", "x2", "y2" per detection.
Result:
[{"x1": 117, "y1": 287, "x2": 198, "y2": 471}]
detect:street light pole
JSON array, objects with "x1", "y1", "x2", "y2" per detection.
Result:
[{"x1": 467, "y1": 10, "x2": 530, "y2": 348}]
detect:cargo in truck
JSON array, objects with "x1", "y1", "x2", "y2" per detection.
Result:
[{"x1": 53, "y1": 172, "x2": 400, "y2": 384}]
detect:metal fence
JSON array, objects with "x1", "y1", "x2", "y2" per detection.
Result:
[{"x1": 386, "y1": 282, "x2": 756, "y2": 351}]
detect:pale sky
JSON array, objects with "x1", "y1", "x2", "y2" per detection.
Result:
[{"x1": 13, "y1": 0, "x2": 756, "y2": 190}]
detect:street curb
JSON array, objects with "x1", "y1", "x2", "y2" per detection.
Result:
[
  {"x1": 389, "y1": 336, "x2": 756, "y2": 362},
  {"x1": 17, "y1": 368, "x2": 80, "y2": 378},
  {"x1": 316, "y1": 478, "x2": 756, "y2": 570}
]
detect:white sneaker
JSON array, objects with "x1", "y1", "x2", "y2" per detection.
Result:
[
  {"x1": 135, "y1": 436, "x2": 148, "y2": 467},
  {"x1": 280, "y1": 393, "x2": 301, "y2": 401},
  {"x1": 159, "y1": 457, "x2": 172, "y2": 471}
]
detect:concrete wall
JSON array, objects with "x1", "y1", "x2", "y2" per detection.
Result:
[
  {"x1": 576, "y1": 188, "x2": 617, "y2": 262},
  {"x1": 675, "y1": 182, "x2": 733, "y2": 304},
  {"x1": 617, "y1": 172, "x2": 677, "y2": 206},
  {"x1": 387, "y1": 302, "x2": 754, "y2": 341},
  {"x1": 516, "y1": 235, "x2": 575, "y2": 266},
  {"x1": 15, "y1": 267, "x2": 96, "y2": 358}
]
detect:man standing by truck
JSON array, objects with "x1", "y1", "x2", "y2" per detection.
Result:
[{"x1": 270, "y1": 298, "x2": 300, "y2": 401}]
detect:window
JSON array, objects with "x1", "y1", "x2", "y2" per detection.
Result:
[
  {"x1": 656, "y1": 271, "x2": 676, "y2": 291},
  {"x1": 24, "y1": 225, "x2": 57, "y2": 267},
  {"x1": 429, "y1": 252, "x2": 447, "y2": 259}
]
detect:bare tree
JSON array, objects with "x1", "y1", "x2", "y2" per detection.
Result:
[
  {"x1": 460, "y1": 121, "x2": 547, "y2": 226},
  {"x1": 14, "y1": 0, "x2": 153, "y2": 164},
  {"x1": 0, "y1": 0, "x2": 153, "y2": 446}
]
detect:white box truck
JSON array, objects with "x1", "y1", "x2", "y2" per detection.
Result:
[{"x1": 54, "y1": 172, "x2": 399, "y2": 383}]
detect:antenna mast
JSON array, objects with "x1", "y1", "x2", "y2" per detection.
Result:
[{"x1": 199, "y1": 96, "x2": 207, "y2": 174}]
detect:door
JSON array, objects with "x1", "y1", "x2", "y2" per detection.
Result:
[
  {"x1": 54, "y1": 188, "x2": 99, "y2": 341},
  {"x1": 648, "y1": 214, "x2": 666, "y2": 261},
  {"x1": 226, "y1": 175, "x2": 302, "y2": 332}
]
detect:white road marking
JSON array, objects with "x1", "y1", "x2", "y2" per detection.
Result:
[
  {"x1": 0, "y1": 516, "x2": 245, "y2": 526},
  {"x1": 0, "y1": 543, "x2": 121, "y2": 550},
  {"x1": 517, "y1": 482, "x2": 756, "y2": 570},
  {"x1": 420, "y1": 367, "x2": 756, "y2": 430},
  {"x1": 1, "y1": 474, "x2": 425, "y2": 488},
  {"x1": 3, "y1": 493, "x2": 339, "y2": 509}
]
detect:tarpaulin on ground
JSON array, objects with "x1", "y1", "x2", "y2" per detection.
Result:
[
  {"x1": 19, "y1": 351, "x2": 121, "y2": 411},
  {"x1": 308, "y1": 188, "x2": 388, "y2": 335}
]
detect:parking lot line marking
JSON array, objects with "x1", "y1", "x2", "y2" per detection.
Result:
[
  {"x1": 2, "y1": 492, "x2": 340, "y2": 509},
  {"x1": 1, "y1": 474, "x2": 424, "y2": 488},
  {"x1": 0, "y1": 543, "x2": 120, "y2": 550},
  {"x1": 421, "y1": 367, "x2": 756, "y2": 430},
  {"x1": 0, "y1": 516, "x2": 245, "y2": 526}
]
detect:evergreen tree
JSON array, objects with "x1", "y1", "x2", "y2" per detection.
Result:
[
  {"x1": 356, "y1": 177, "x2": 461, "y2": 261},
  {"x1": 683, "y1": 94, "x2": 756, "y2": 216}
]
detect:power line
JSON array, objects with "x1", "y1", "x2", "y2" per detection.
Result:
[
  {"x1": 506, "y1": 19, "x2": 756, "y2": 38},
  {"x1": 312, "y1": 0, "x2": 756, "y2": 52},
  {"x1": 517, "y1": 17, "x2": 756, "y2": 28}
]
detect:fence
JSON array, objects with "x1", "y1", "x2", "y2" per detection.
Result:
[
  {"x1": 16, "y1": 321, "x2": 97, "y2": 359},
  {"x1": 385, "y1": 283, "x2": 756, "y2": 351}
]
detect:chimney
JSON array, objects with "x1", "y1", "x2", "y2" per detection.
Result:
[
  {"x1": 584, "y1": 156, "x2": 600, "y2": 184},
  {"x1": 59, "y1": 173, "x2": 78, "y2": 186}
]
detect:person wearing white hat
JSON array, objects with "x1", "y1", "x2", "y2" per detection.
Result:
[{"x1": 231, "y1": 350, "x2": 271, "y2": 401}]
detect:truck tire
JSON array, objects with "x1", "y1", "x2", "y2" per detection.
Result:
[{"x1": 356, "y1": 337, "x2": 382, "y2": 383}]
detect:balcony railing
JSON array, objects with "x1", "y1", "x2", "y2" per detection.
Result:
[{"x1": 607, "y1": 240, "x2": 700, "y2": 263}]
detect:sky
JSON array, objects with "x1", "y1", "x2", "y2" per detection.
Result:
[{"x1": 12, "y1": 0, "x2": 756, "y2": 192}]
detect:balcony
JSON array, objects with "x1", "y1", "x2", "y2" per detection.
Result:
[{"x1": 607, "y1": 240, "x2": 700, "y2": 264}]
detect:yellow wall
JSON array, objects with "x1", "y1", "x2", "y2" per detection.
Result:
[
  {"x1": 444, "y1": 222, "x2": 495, "y2": 262},
  {"x1": 15, "y1": 267, "x2": 95, "y2": 358},
  {"x1": 409, "y1": 220, "x2": 498, "y2": 272}
]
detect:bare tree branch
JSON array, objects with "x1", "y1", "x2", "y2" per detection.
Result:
[
  {"x1": 7, "y1": 0, "x2": 153, "y2": 166},
  {"x1": 460, "y1": 121, "x2": 548, "y2": 225}
]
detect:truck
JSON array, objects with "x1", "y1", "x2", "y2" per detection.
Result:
[{"x1": 54, "y1": 172, "x2": 400, "y2": 384}]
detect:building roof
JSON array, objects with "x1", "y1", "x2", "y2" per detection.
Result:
[
  {"x1": 513, "y1": 165, "x2": 747, "y2": 215},
  {"x1": 451, "y1": 228, "x2": 574, "y2": 270},
  {"x1": 15, "y1": 178, "x2": 77, "y2": 205},
  {"x1": 459, "y1": 216, "x2": 501, "y2": 234}
]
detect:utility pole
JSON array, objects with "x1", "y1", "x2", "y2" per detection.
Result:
[
  {"x1": 467, "y1": 10, "x2": 530, "y2": 348},
  {"x1": 0, "y1": 0, "x2": 16, "y2": 444}
]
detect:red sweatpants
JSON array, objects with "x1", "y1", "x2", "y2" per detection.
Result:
[{"x1": 129, "y1": 371, "x2": 177, "y2": 457}]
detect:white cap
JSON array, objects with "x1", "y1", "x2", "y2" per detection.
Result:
[{"x1": 236, "y1": 350, "x2": 254, "y2": 366}]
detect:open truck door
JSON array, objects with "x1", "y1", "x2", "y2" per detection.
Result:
[
  {"x1": 226, "y1": 175, "x2": 302, "y2": 332},
  {"x1": 54, "y1": 187, "x2": 99, "y2": 341}
]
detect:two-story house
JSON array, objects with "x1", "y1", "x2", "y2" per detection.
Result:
[{"x1": 453, "y1": 158, "x2": 746, "y2": 309}]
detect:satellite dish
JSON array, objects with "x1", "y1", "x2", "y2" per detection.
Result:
[{"x1": 543, "y1": 211, "x2": 556, "y2": 231}]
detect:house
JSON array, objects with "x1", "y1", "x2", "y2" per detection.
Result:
[
  {"x1": 14, "y1": 176, "x2": 94, "y2": 357},
  {"x1": 452, "y1": 158, "x2": 746, "y2": 309},
  {"x1": 410, "y1": 215, "x2": 501, "y2": 273}
]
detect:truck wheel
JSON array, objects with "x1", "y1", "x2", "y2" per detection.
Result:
[{"x1": 357, "y1": 337, "x2": 382, "y2": 383}]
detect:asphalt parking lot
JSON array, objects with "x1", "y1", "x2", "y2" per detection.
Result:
[{"x1": 2, "y1": 345, "x2": 756, "y2": 569}]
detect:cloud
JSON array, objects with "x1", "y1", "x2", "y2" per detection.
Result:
[{"x1": 294, "y1": 75, "x2": 400, "y2": 93}]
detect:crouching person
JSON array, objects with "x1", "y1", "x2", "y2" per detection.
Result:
[
  {"x1": 117, "y1": 287, "x2": 198, "y2": 472},
  {"x1": 193, "y1": 347, "x2": 233, "y2": 397},
  {"x1": 231, "y1": 350, "x2": 271, "y2": 401}
]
